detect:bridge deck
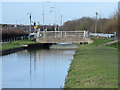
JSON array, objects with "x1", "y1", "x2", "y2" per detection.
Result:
[
  {"x1": 36, "y1": 37, "x2": 92, "y2": 43},
  {"x1": 36, "y1": 31, "x2": 93, "y2": 43}
]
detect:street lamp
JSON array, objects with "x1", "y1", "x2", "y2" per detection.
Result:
[
  {"x1": 95, "y1": 12, "x2": 98, "y2": 33},
  {"x1": 60, "y1": 15, "x2": 62, "y2": 26},
  {"x1": 60, "y1": 14, "x2": 63, "y2": 31},
  {"x1": 42, "y1": 0, "x2": 45, "y2": 31},
  {"x1": 49, "y1": 10, "x2": 54, "y2": 25},
  {"x1": 27, "y1": 13, "x2": 32, "y2": 33},
  {"x1": 50, "y1": 6, "x2": 57, "y2": 31},
  {"x1": 42, "y1": 0, "x2": 50, "y2": 31}
]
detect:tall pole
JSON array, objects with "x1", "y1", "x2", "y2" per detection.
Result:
[
  {"x1": 95, "y1": 12, "x2": 98, "y2": 33},
  {"x1": 27, "y1": 13, "x2": 32, "y2": 33},
  {"x1": 61, "y1": 15, "x2": 62, "y2": 26},
  {"x1": 30, "y1": 14, "x2": 32, "y2": 34},
  {"x1": 61, "y1": 15, "x2": 62, "y2": 31},
  {"x1": 43, "y1": 0, "x2": 45, "y2": 31},
  {"x1": 49, "y1": 10, "x2": 53, "y2": 25},
  {"x1": 51, "y1": 2, "x2": 57, "y2": 31},
  {"x1": 54, "y1": 2, "x2": 57, "y2": 31},
  {"x1": 50, "y1": 7, "x2": 55, "y2": 31}
]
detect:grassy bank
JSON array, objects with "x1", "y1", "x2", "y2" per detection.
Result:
[
  {"x1": 1, "y1": 39, "x2": 39, "y2": 51},
  {"x1": 64, "y1": 38, "x2": 118, "y2": 88},
  {"x1": 106, "y1": 42, "x2": 120, "y2": 51}
]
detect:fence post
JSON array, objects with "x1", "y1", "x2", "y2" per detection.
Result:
[
  {"x1": 84, "y1": 31, "x2": 86, "y2": 37},
  {"x1": 28, "y1": 35, "x2": 30, "y2": 39},
  {"x1": 54, "y1": 31, "x2": 56, "y2": 38},
  {"x1": 43, "y1": 31, "x2": 46, "y2": 38},
  {"x1": 61, "y1": 31, "x2": 62, "y2": 38},
  {"x1": 37, "y1": 29, "x2": 40, "y2": 38},
  {"x1": 65, "y1": 32, "x2": 66, "y2": 38},
  {"x1": 21, "y1": 36, "x2": 22, "y2": 40}
]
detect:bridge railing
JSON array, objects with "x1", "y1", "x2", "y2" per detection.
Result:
[{"x1": 37, "y1": 31, "x2": 88, "y2": 38}]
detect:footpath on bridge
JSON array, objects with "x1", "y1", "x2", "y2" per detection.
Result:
[{"x1": 64, "y1": 38, "x2": 119, "y2": 88}]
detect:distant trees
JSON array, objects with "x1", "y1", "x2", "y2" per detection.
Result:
[
  {"x1": 61, "y1": 13, "x2": 119, "y2": 34},
  {"x1": 62, "y1": 17, "x2": 95, "y2": 31},
  {"x1": 2, "y1": 29, "x2": 28, "y2": 41}
]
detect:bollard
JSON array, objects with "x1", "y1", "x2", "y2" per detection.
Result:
[
  {"x1": 21, "y1": 36, "x2": 23, "y2": 40},
  {"x1": 13, "y1": 38, "x2": 15, "y2": 41}
]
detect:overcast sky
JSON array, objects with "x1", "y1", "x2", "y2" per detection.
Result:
[{"x1": 1, "y1": 1, "x2": 118, "y2": 25}]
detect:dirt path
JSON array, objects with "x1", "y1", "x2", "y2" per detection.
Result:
[{"x1": 99, "y1": 40, "x2": 118, "y2": 46}]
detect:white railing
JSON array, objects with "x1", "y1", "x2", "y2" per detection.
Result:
[{"x1": 37, "y1": 31, "x2": 88, "y2": 38}]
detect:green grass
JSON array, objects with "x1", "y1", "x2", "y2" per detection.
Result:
[
  {"x1": 64, "y1": 38, "x2": 118, "y2": 88},
  {"x1": 91, "y1": 38, "x2": 113, "y2": 46},
  {"x1": 106, "y1": 42, "x2": 120, "y2": 51},
  {"x1": 1, "y1": 39, "x2": 39, "y2": 51}
]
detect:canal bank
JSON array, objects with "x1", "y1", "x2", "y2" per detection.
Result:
[
  {"x1": 1, "y1": 38, "x2": 119, "y2": 88},
  {"x1": 1, "y1": 40, "x2": 52, "y2": 55},
  {"x1": 64, "y1": 38, "x2": 119, "y2": 88}
]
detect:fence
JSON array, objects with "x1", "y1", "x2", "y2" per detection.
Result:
[
  {"x1": 1, "y1": 36, "x2": 30, "y2": 42},
  {"x1": 37, "y1": 31, "x2": 88, "y2": 38},
  {"x1": 89, "y1": 33, "x2": 117, "y2": 40}
]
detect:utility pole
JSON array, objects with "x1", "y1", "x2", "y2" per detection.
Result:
[
  {"x1": 95, "y1": 12, "x2": 98, "y2": 33},
  {"x1": 54, "y1": 2, "x2": 57, "y2": 31},
  {"x1": 60, "y1": 15, "x2": 62, "y2": 31},
  {"x1": 60, "y1": 15, "x2": 62, "y2": 26},
  {"x1": 27, "y1": 13, "x2": 32, "y2": 34},
  {"x1": 33, "y1": 22, "x2": 36, "y2": 34},
  {"x1": 43, "y1": 0, "x2": 45, "y2": 31},
  {"x1": 50, "y1": 3, "x2": 57, "y2": 31}
]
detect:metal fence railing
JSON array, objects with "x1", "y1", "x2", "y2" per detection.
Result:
[
  {"x1": 89, "y1": 33, "x2": 117, "y2": 40},
  {"x1": 37, "y1": 31, "x2": 88, "y2": 38},
  {"x1": 1, "y1": 36, "x2": 30, "y2": 42}
]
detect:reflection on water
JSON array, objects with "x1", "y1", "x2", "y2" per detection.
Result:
[
  {"x1": 50, "y1": 44, "x2": 78, "y2": 49},
  {"x1": 2, "y1": 44, "x2": 76, "y2": 88}
]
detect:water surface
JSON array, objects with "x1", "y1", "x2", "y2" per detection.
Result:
[{"x1": 2, "y1": 44, "x2": 76, "y2": 88}]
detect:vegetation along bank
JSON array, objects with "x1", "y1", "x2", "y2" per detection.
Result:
[
  {"x1": 64, "y1": 38, "x2": 119, "y2": 88},
  {"x1": 1, "y1": 39, "x2": 42, "y2": 55}
]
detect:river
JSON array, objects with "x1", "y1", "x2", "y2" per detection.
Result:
[{"x1": 2, "y1": 44, "x2": 77, "y2": 88}]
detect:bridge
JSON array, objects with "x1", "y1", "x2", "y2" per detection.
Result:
[{"x1": 36, "y1": 31, "x2": 93, "y2": 43}]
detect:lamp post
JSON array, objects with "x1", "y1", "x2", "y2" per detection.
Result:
[
  {"x1": 60, "y1": 14, "x2": 63, "y2": 31},
  {"x1": 95, "y1": 12, "x2": 98, "y2": 33},
  {"x1": 60, "y1": 15, "x2": 62, "y2": 26},
  {"x1": 50, "y1": 6, "x2": 57, "y2": 31},
  {"x1": 42, "y1": 0, "x2": 45, "y2": 31},
  {"x1": 27, "y1": 13, "x2": 32, "y2": 34},
  {"x1": 49, "y1": 10, "x2": 54, "y2": 27}
]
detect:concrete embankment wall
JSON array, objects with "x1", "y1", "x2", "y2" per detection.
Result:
[
  {"x1": 27, "y1": 43, "x2": 52, "y2": 49},
  {"x1": 1, "y1": 43, "x2": 52, "y2": 56},
  {"x1": 1, "y1": 47, "x2": 25, "y2": 56}
]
